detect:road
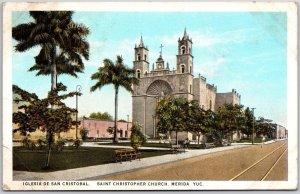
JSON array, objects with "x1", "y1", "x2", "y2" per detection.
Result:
[{"x1": 104, "y1": 140, "x2": 288, "y2": 181}]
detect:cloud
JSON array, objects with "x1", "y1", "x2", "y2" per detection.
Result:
[
  {"x1": 159, "y1": 28, "x2": 255, "y2": 49},
  {"x1": 194, "y1": 56, "x2": 226, "y2": 78}
]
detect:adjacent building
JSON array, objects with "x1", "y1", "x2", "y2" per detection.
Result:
[{"x1": 79, "y1": 118, "x2": 132, "y2": 139}]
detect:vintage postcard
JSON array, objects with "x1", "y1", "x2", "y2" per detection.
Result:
[{"x1": 2, "y1": 1, "x2": 298, "y2": 191}]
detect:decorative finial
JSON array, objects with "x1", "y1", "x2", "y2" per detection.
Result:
[
  {"x1": 139, "y1": 34, "x2": 144, "y2": 47},
  {"x1": 183, "y1": 27, "x2": 187, "y2": 39},
  {"x1": 167, "y1": 62, "x2": 169, "y2": 69},
  {"x1": 152, "y1": 63, "x2": 154, "y2": 70}
]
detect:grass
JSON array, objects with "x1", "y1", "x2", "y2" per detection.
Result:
[
  {"x1": 13, "y1": 146, "x2": 172, "y2": 172},
  {"x1": 233, "y1": 137, "x2": 274, "y2": 143},
  {"x1": 104, "y1": 142, "x2": 212, "y2": 149},
  {"x1": 107, "y1": 142, "x2": 170, "y2": 148}
]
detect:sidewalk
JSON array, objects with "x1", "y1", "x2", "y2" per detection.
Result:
[{"x1": 13, "y1": 144, "x2": 250, "y2": 181}]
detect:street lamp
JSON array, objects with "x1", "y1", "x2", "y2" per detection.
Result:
[
  {"x1": 251, "y1": 107, "x2": 256, "y2": 145},
  {"x1": 127, "y1": 114, "x2": 129, "y2": 131},
  {"x1": 76, "y1": 85, "x2": 82, "y2": 139}
]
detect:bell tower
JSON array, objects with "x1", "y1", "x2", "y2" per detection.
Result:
[
  {"x1": 134, "y1": 36, "x2": 149, "y2": 78},
  {"x1": 176, "y1": 28, "x2": 193, "y2": 74}
]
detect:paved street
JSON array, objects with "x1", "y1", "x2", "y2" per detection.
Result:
[{"x1": 105, "y1": 140, "x2": 288, "y2": 181}]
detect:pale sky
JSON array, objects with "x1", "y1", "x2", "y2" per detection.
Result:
[{"x1": 12, "y1": 11, "x2": 287, "y2": 126}]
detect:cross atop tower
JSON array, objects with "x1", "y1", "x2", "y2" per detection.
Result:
[{"x1": 159, "y1": 44, "x2": 164, "y2": 57}]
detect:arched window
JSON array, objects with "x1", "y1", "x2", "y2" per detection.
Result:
[
  {"x1": 119, "y1": 129, "x2": 123, "y2": 138},
  {"x1": 181, "y1": 65, "x2": 185, "y2": 73},
  {"x1": 190, "y1": 66, "x2": 192, "y2": 73},
  {"x1": 181, "y1": 46, "x2": 186, "y2": 54},
  {"x1": 190, "y1": 84, "x2": 192, "y2": 93},
  {"x1": 137, "y1": 54, "x2": 141, "y2": 61},
  {"x1": 209, "y1": 100, "x2": 212, "y2": 110},
  {"x1": 137, "y1": 70, "x2": 141, "y2": 78},
  {"x1": 145, "y1": 71, "x2": 148, "y2": 76},
  {"x1": 144, "y1": 54, "x2": 147, "y2": 61}
]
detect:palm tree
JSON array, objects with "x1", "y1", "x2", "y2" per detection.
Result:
[
  {"x1": 90, "y1": 56, "x2": 139, "y2": 143},
  {"x1": 12, "y1": 11, "x2": 89, "y2": 90},
  {"x1": 12, "y1": 11, "x2": 89, "y2": 168}
]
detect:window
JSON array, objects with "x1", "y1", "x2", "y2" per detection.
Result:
[
  {"x1": 144, "y1": 54, "x2": 147, "y2": 61},
  {"x1": 190, "y1": 84, "x2": 192, "y2": 93},
  {"x1": 209, "y1": 100, "x2": 212, "y2": 110},
  {"x1": 181, "y1": 46, "x2": 186, "y2": 54},
  {"x1": 145, "y1": 71, "x2": 148, "y2": 76},
  {"x1": 137, "y1": 70, "x2": 141, "y2": 78},
  {"x1": 120, "y1": 129, "x2": 123, "y2": 138},
  {"x1": 190, "y1": 66, "x2": 192, "y2": 73},
  {"x1": 97, "y1": 130, "x2": 99, "y2": 137},
  {"x1": 137, "y1": 54, "x2": 141, "y2": 61},
  {"x1": 125, "y1": 131, "x2": 128, "y2": 138},
  {"x1": 181, "y1": 65, "x2": 185, "y2": 73}
]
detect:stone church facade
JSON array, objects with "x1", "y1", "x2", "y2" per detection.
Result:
[{"x1": 132, "y1": 29, "x2": 241, "y2": 139}]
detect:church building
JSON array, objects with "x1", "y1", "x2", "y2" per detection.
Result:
[{"x1": 132, "y1": 29, "x2": 241, "y2": 139}]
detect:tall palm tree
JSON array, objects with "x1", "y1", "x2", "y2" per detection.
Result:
[
  {"x1": 90, "y1": 56, "x2": 139, "y2": 143},
  {"x1": 12, "y1": 11, "x2": 89, "y2": 90}
]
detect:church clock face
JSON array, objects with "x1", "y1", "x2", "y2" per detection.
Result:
[{"x1": 158, "y1": 63, "x2": 162, "y2": 69}]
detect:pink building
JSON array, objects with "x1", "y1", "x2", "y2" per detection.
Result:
[{"x1": 80, "y1": 118, "x2": 132, "y2": 139}]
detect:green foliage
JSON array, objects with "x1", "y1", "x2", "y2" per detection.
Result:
[
  {"x1": 53, "y1": 138, "x2": 67, "y2": 152},
  {"x1": 106, "y1": 126, "x2": 114, "y2": 135},
  {"x1": 37, "y1": 138, "x2": 47, "y2": 149},
  {"x1": 188, "y1": 101, "x2": 213, "y2": 144},
  {"x1": 72, "y1": 139, "x2": 82, "y2": 149},
  {"x1": 241, "y1": 107, "x2": 254, "y2": 138},
  {"x1": 89, "y1": 112, "x2": 113, "y2": 120},
  {"x1": 80, "y1": 129, "x2": 89, "y2": 141},
  {"x1": 256, "y1": 117, "x2": 275, "y2": 137},
  {"x1": 21, "y1": 136, "x2": 31, "y2": 149},
  {"x1": 12, "y1": 11, "x2": 90, "y2": 82},
  {"x1": 130, "y1": 123, "x2": 146, "y2": 150},
  {"x1": 156, "y1": 97, "x2": 189, "y2": 144},
  {"x1": 90, "y1": 55, "x2": 139, "y2": 143},
  {"x1": 216, "y1": 104, "x2": 245, "y2": 140},
  {"x1": 13, "y1": 83, "x2": 79, "y2": 167}
]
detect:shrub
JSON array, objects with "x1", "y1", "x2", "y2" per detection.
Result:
[
  {"x1": 54, "y1": 138, "x2": 67, "y2": 152},
  {"x1": 73, "y1": 139, "x2": 82, "y2": 149},
  {"x1": 28, "y1": 141, "x2": 37, "y2": 150},
  {"x1": 80, "y1": 129, "x2": 89, "y2": 141},
  {"x1": 37, "y1": 138, "x2": 46, "y2": 149},
  {"x1": 130, "y1": 123, "x2": 146, "y2": 151},
  {"x1": 21, "y1": 136, "x2": 31, "y2": 149}
]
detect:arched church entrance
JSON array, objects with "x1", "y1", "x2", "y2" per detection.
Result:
[
  {"x1": 146, "y1": 80, "x2": 173, "y2": 97},
  {"x1": 144, "y1": 80, "x2": 173, "y2": 139}
]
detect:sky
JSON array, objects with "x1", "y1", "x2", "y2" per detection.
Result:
[{"x1": 12, "y1": 11, "x2": 287, "y2": 126}]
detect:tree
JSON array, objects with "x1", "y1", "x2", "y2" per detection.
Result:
[
  {"x1": 156, "y1": 97, "x2": 189, "y2": 145},
  {"x1": 241, "y1": 107, "x2": 254, "y2": 139},
  {"x1": 90, "y1": 56, "x2": 138, "y2": 143},
  {"x1": 13, "y1": 83, "x2": 79, "y2": 168},
  {"x1": 80, "y1": 129, "x2": 89, "y2": 141},
  {"x1": 89, "y1": 112, "x2": 113, "y2": 121},
  {"x1": 188, "y1": 100, "x2": 210, "y2": 144},
  {"x1": 12, "y1": 11, "x2": 89, "y2": 91},
  {"x1": 216, "y1": 104, "x2": 245, "y2": 141},
  {"x1": 130, "y1": 123, "x2": 146, "y2": 151},
  {"x1": 256, "y1": 117, "x2": 275, "y2": 138}
]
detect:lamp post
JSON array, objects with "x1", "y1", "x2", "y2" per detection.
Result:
[
  {"x1": 251, "y1": 107, "x2": 256, "y2": 145},
  {"x1": 127, "y1": 114, "x2": 129, "y2": 132},
  {"x1": 76, "y1": 85, "x2": 82, "y2": 139}
]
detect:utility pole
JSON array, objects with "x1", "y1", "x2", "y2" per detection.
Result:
[
  {"x1": 251, "y1": 107, "x2": 256, "y2": 145},
  {"x1": 75, "y1": 85, "x2": 82, "y2": 139},
  {"x1": 127, "y1": 114, "x2": 129, "y2": 131}
]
